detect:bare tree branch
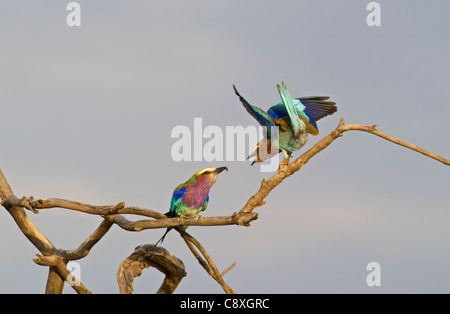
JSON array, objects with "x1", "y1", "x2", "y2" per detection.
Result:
[
  {"x1": 45, "y1": 267, "x2": 65, "y2": 294},
  {"x1": 239, "y1": 118, "x2": 449, "y2": 215},
  {"x1": 117, "y1": 244, "x2": 186, "y2": 294},
  {"x1": 64, "y1": 219, "x2": 114, "y2": 260},
  {"x1": 0, "y1": 170, "x2": 59, "y2": 256},
  {"x1": 34, "y1": 254, "x2": 91, "y2": 294},
  {"x1": 340, "y1": 122, "x2": 450, "y2": 165},
  {"x1": 3, "y1": 195, "x2": 258, "y2": 230},
  {"x1": 101, "y1": 212, "x2": 258, "y2": 232},
  {"x1": 176, "y1": 228, "x2": 236, "y2": 294},
  {"x1": 1, "y1": 118, "x2": 448, "y2": 294}
]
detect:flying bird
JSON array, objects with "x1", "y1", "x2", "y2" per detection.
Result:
[
  {"x1": 233, "y1": 82, "x2": 337, "y2": 165},
  {"x1": 156, "y1": 166, "x2": 228, "y2": 245}
]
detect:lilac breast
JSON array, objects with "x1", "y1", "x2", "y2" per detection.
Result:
[{"x1": 182, "y1": 177, "x2": 214, "y2": 208}]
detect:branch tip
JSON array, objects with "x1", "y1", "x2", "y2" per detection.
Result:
[
  {"x1": 116, "y1": 201, "x2": 125, "y2": 209},
  {"x1": 221, "y1": 262, "x2": 237, "y2": 277}
]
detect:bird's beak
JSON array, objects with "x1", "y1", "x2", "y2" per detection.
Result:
[
  {"x1": 250, "y1": 160, "x2": 257, "y2": 166},
  {"x1": 214, "y1": 166, "x2": 228, "y2": 174}
]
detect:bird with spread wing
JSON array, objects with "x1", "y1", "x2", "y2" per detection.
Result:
[{"x1": 233, "y1": 82, "x2": 337, "y2": 165}]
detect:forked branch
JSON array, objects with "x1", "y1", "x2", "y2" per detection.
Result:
[
  {"x1": 0, "y1": 117, "x2": 448, "y2": 294},
  {"x1": 239, "y1": 118, "x2": 449, "y2": 215}
]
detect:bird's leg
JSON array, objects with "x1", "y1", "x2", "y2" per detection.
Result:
[
  {"x1": 283, "y1": 149, "x2": 292, "y2": 159},
  {"x1": 280, "y1": 149, "x2": 291, "y2": 167},
  {"x1": 179, "y1": 214, "x2": 185, "y2": 226}
]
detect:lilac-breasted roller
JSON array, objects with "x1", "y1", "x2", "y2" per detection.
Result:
[
  {"x1": 234, "y1": 82, "x2": 337, "y2": 165},
  {"x1": 156, "y1": 166, "x2": 228, "y2": 245}
]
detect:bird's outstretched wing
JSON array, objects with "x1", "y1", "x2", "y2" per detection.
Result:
[
  {"x1": 268, "y1": 94, "x2": 337, "y2": 136},
  {"x1": 233, "y1": 85, "x2": 278, "y2": 140},
  {"x1": 296, "y1": 96, "x2": 337, "y2": 122}
]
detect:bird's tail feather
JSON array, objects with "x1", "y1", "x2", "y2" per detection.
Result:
[
  {"x1": 156, "y1": 227, "x2": 172, "y2": 246},
  {"x1": 155, "y1": 211, "x2": 174, "y2": 246}
]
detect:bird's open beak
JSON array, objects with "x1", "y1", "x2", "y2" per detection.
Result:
[{"x1": 214, "y1": 166, "x2": 228, "y2": 174}]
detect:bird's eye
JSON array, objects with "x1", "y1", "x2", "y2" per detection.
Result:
[{"x1": 202, "y1": 171, "x2": 210, "y2": 175}]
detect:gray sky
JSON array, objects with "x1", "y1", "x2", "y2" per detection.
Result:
[{"x1": 1, "y1": 0, "x2": 449, "y2": 293}]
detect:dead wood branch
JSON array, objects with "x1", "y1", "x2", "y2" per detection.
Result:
[
  {"x1": 176, "y1": 227, "x2": 236, "y2": 294},
  {"x1": 117, "y1": 244, "x2": 186, "y2": 294},
  {"x1": 1, "y1": 117, "x2": 448, "y2": 294},
  {"x1": 239, "y1": 118, "x2": 449, "y2": 215},
  {"x1": 34, "y1": 254, "x2": 91, "y2": 294}
]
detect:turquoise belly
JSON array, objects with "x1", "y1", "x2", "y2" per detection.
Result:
[{"x1": 279, "y1": 132, "x2": 308, "y2": 152}]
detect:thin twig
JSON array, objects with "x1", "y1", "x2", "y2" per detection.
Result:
[
  {"x1": 176, "y1": 228, "x2": 236, "y2": 294},
  {"x1": 221, "y1": 262, "x2": 237, "y2": 277},
  {"x1": 340, "y1": 123, "x2": 450, "y2": 166}
]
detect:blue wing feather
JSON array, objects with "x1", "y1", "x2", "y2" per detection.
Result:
[
  {"x1": 304, "y1": 112, "x2": 318, "y2": 131},
  {"x1": 169, "y1": 187, "x2": 185, "y2": 216},
  {"x1": 269, "y1": 97, "x2": 337, "y2": 121},
  {"x1": 268, "y1": 96, "x2": 336, "y2": 135},
  {"x1": 234, "y1": 85, "x2": 278, "y2": 140},
  {"x1": 296, "y1": 97, "x2": 337, "y2": 122},
  {"x1": 233, "y1": 85, "x2": 275, "y2": 128},
  {"x1": 267, "y1": 104, "x2": 288, "y2": 120}
]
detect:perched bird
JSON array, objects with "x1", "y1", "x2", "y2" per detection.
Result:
[
  {"x1": 156, "y1": 166, "x2": 228, "y2": 245},
  {"x1": 234, "y1": 82, "x2": 337, "y2": 165}
]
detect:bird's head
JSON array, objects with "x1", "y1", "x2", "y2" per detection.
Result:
[
  {"x1": 190, "y1": 166, "x2": 228, "y2": 186},
  {"x1": 248, "y1": 139, "x2": 280, "y2": 166}
]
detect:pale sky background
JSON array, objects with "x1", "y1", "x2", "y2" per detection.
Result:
[{"x1": 0, "y1": 1, "x2": 449, "y2": 294}]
